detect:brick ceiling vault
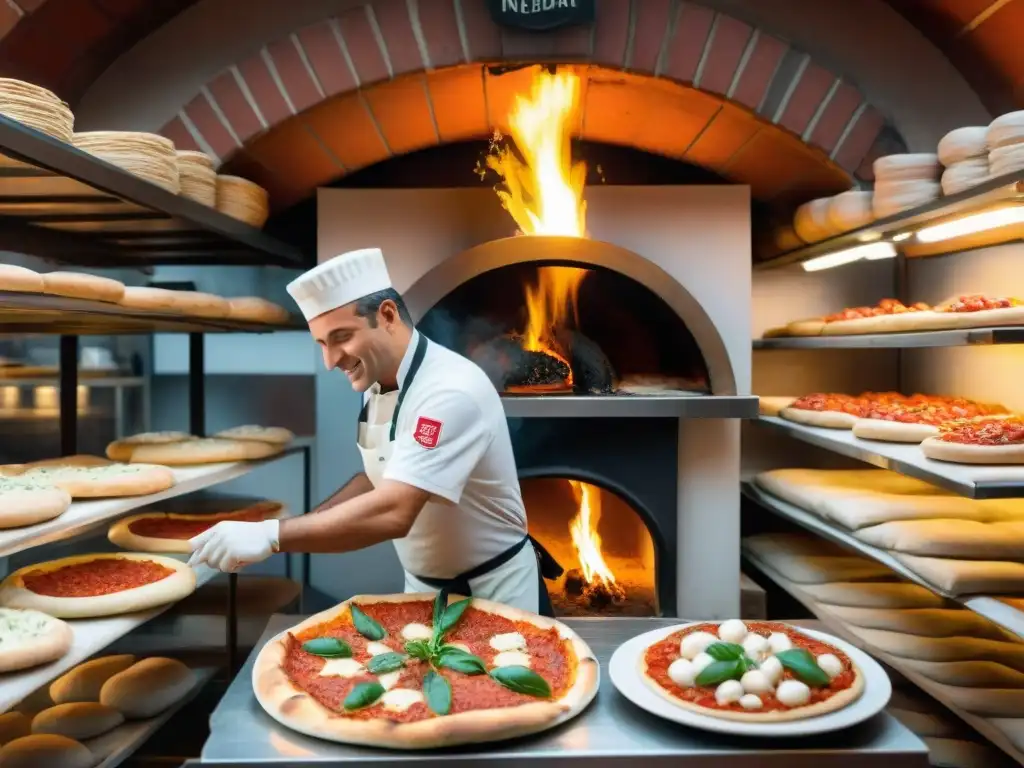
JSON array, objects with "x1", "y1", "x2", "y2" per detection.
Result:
[{"x1": 157, "y1": 1, "x2": 898, "y2": 213}]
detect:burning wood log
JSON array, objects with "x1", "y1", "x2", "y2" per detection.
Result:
[
  {"x1": 555, "y1": 328, "x2": 615, "y2": 394},
  {"x1": 469, "y1": 335, "x2": 572, "y2": 392},
  {"x1": 561, "y1": 567, "x2": 626, "y2": 609}
]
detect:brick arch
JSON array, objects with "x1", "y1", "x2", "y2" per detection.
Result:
[{"x1": 158, "y1": 0, "x2": 899, "y2": 211}]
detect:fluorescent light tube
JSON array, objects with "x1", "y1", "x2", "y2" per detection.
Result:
[
  {"x1": 916, "y1": 206, "x2": 1024, "y2": 243},
  {"x1": 801, "y1": 241, "x2": 896, "y2": 272}
]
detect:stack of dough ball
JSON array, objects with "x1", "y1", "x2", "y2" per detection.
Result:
[
  {"x1": 72, "y1": 131, "x2": 181, "y2": 194},
  {"x1": 826, "y1": 190, "x2": 874, "y2": 233},
  {"x1": 986, "y1": 111, "x2": 1024, "y2": 178},
  {"x1": 938, "y1": 127, "x2": 990, "y2": 195},
  {"x1": 215, "y1": 175, "x2": 269, "y2": 228},
  {"x1": 0, "y1": 78, "x2": 74, "y2": 143},
  {"x1": 176, "y1": 150, "x2": 216, "y2": 206},
  {"x1": 872, "y1": 154, "x2": 941, "y2": 218},
  {"x1": 0, "y1": 734, "x2": 94, "y2": 768},
  {"x1": 50, "y1": 655, "x2": 137, "y2": 704},
  {"x1": 793, "y1": 197, "x2": 835, "y2": 243},
  {"x1": 100, "y1": 657, "x2": 195, "y2": 718}
]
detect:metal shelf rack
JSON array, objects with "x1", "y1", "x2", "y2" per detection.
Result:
[{"x1": 753, "y1": 326, "x2": 1024, "y2": 349}]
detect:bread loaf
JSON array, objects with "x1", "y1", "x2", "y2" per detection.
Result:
[
  {"x1": 99, "y1": 657, "x2": 194, "y2": 718},
  {"x1": 49, "y1": 655, "x2": 135, "y2": 704},
  {"x1": 0, "y1": 734, "x2": 94, "y2": 768},
  {"x1": 0, "y1": 712, "x2": 30, "y2": 746},
  {"x1": 31, "y1": 703, "x2": 122, "y2": 740}
]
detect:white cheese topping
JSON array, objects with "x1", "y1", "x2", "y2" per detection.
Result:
[
  {"x1": 493, "y1": 650, "x2": 531, "y2": 668},
  {"x1": 717, "y1": 619, "x2": 748, "y2": 645},
  {"x1": 691, "y1": 652, "x2": 714, "y2": 675},
  {"x1": 366, "y1": 642, "x2": 393, "y2": 656},
  {"x1": 0, "y1": 608, "x2": 55, "y2": 647},
  {"x1": 776, "y1": 679, "x2": 811, "y2": 707},
  {"x1": 741, "y1": 633, "x2": 770, "y2": 660},
  {"x1": 817, "y1": 653, "x2": 843, "y2": 679},
  {"x1": 739, "y1": 669, "x2": 773, "y2": 695},
  {"x1": 400, "y1": 623, "x2": 433, "y2": 641},
  {"x1": 739, "y1": 694, "x2": 763, "y2": 710},
  {"x1": 667, "y1": 658, "x2": 696, "y2": 688},
  {"x1": 759, "y1": 656, "x2": 783, "y2": 685},
  {"x1": 680, "y1": 631, "x2": 716, "y2": 660},
  {"x1": 378, "y1": 671, "x2": 402, "y2": 690},
  {"x1": 318, "y1": 658, "x2": 365, "y2": 678},
  {"x1": 767, "y1": 632, "x2": 793, "y2": 654},
  {"x1": 489, "y1": 632, "x2": 527, "y2": 652},
  {"x1": 380, "y1": 689, "x2": 425, "y2": 712},
  {"x1": 714, "y1": 679, "x2": 744, "y2": 706}
]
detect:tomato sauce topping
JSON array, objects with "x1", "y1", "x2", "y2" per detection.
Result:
[
  {"x1": 941, "y1": 295, "x2": 1023, "y2": 313},
  {"x1": 824, "y1": 299, "x2": 930, "y2": 322},
  {"x1": 283, "y1": 599, "x2": 577, "y2": 722},
  {"x1": 938, "y1": 416, "x2": 1024, "y2": 445},
  {"x1": 863, "y1": 398, "x2": 1005, "y2": 425},
  {"x1": 23, "y1": 558, "x2": 174, "y2": 597},
  {"x1": 128, "y1": 504, "x2": 277, "y2": 539},
  {"x1": 644, "y1": 622, "x2": 855, "y2": 713},
  {"x1": 789, "y1": 393, "x2": 869, "y2": 417}
]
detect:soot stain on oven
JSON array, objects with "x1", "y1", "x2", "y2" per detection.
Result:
[{"x1": 418, "y1": 261, "x2": 709, "y2": 397}]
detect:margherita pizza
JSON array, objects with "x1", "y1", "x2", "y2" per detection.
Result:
[
  {"x1": 852, "y1": 397, "x2": 1008, "y2": 443},
  {"x1": 108, "y1": 500, "x2": 286, "y2": 553},
  {"x1": 0, "y1": 553, "x2": 196, "y2": 618},
  {"x1": 921, "y1": 416, "x2": 1024, "y2": 464},
  {"x1": 640, "y1": 620, "x2": 864, "y2": 722},
  {"x1": 253, "y1": 592, "x2": 599, "y2": 749}
]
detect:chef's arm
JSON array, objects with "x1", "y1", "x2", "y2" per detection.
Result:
[
  {"x1": 310, "y1": 472, "x2": 373, "y2": 513},
  {"x1": 277, "y1": 480, "x2": 429, "y2": 553}
]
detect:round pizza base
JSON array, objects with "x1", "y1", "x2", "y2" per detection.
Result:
[
  {"x1": 921, "y1": 436, "x2": 1024, "y2": 465},
  {"x1": 780, "y1": 407, "x2": 859, "y2": 429},
  {"x1": 758, "y1": 397, "x2": 796, "y2": 417},
  {"x1": 252, "y1": 592, "x2": 600, "y2": 750},
  {"x1": 212, "y1": 425, "x2": 294, "y2": 445},
  {"x1": 819, "y1": 316, "x2": 888, "y2": 336},
  {"x1": 637, "y1": 627, "x2": 865, "y2": 723},
  {"x1": 41, "y1": 272, "x2": 125, "y2": 303},
  {"x1": 0, "y1": 553, "x2": 197, "y2": 618},
  {"x1": 0, "y1": 482, "x2": 71, "y2": 529},
  {"x1": 108, "y1": 501, "x2": 287, "y2": 553},
  {"x1": 0, "y1": 265, "x2": 44, "y2": 294},
  {"x1": 105, "y1": 431, "x2": 193, "y2": 462},
  {"x1": 785, "y1": 319, "x2": 825, "y2": 336},
  {"x1": 0, "y1": 608, "x2": 73, "y2": 673},
  {"x1": 18, "y1": 464, "x2": 176, "y2": 498},
  {"x1": 946, "y1": 306, "x2": 1024, "y2": 329},
  {"x1": 118, "y1": 286, "x2": 180, "y2": 312},
  {"x1": 227, "y1": 297, "x2": 290, "y2": 324},
  {"x1": 129, "y1": 438, "x2": 282, "y2": 465},
  {"x1": 852, "y1": 419, "x2": 939, "y2": 443}
]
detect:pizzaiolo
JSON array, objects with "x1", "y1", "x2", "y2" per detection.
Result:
[{"x1": 188, "y1": 247, "x2": 562, "y2": 614}]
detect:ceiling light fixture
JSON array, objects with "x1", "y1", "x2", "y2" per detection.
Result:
[
  {"x1": 915, "y1": 205, "x2": 1024, "y2": 243},
  {"x1": 801, "y1": 241, "x2": 897, "y2": 272}
]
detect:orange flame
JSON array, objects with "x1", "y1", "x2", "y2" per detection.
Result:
[{"x1": 568, "y1": 480, "x2": 617, "y2": 587}]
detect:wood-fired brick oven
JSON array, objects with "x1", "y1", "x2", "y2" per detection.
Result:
[{"x1": 317, "y1": 185, "x2": 756, "y2": 619}]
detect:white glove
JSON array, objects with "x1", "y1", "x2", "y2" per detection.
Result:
[{"x1": 187, "y1": 519, "x2": 280, "y2": 573}]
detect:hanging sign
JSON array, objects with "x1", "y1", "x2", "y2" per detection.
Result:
[{"x1": 486, "y1": 0, "x2": 595, "y2": 31}]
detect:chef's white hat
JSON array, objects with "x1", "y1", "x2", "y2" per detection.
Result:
[{"x1": 286, "y1": 247, "x2": 393, "y2": 321}]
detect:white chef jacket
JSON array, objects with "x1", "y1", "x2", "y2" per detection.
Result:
[{"x1": 363, "y1": 331, "x2": 529, "y2": 579}]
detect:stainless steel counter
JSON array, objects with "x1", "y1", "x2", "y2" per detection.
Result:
[{"x1": 189, "y1": 616, "x2": 929, "y2": 768}]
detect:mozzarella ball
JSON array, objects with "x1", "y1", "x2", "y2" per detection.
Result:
[
  {"x1": 759, "y1": 656, "x2": 783, "y2": 685},
  {"x1": 714, "y1": 679, "x2": 744, "y2": 706},
  {"x1": 767, "y1": 632, "x2": 793, "y2": 654},
  {"x1": 718, "y1": 619, "x2": 748, "y2": 645},
  {"x1": 740, "y1": 694, "x2": 763, "y2": 710},
  {"x1": 740, "y1": 669, "x2": 773, "y2": 695},
  {"x1": 817, "y1": 653, "x2": 843, "y2": 680},
  {"x1": 667, "y1": 658, "x2": 696, "y2": 688},
  {"x1": 776, "y1": 679, "x2": 811, "y2": 707},
  {"x1": 742, "y1": 633, "x2": 771, "y2": 660},
  {"x1": 691, "y1": 652, "x2": 715, "y2": 675},
  {"x1": 680, "y1": 631, "x2": 717, "y2": 660}
]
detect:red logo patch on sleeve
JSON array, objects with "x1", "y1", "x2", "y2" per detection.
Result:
[{"x1": 414, "y1": 417, "x2": 443, "y2": 448}]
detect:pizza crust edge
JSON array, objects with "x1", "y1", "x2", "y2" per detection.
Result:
[
  {"x1": 0, "y1": 610, "x2": 73, "y2": 673},
  {"x1": 252, "y1": 592, "x2": 600, "y2": 749},
  {"x1": 107, "y1": 502, "x2": 287, "y2": 553},
  {"x1": 921, "y1": 435, "x2": 1024, "y2": 465},
  {"x1": 780, "y1": 407, "x2": 859, "y2": 430}
]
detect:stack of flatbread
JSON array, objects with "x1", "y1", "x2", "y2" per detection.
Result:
[
  {"x1": 753, "y1": 469, "x2": 1024, "y2": 595},
  {"x1": 226, "y1": 296, "x2": 291, "y2": 324},
  {"x1": 215, "y1": 175, "x2": 269, "y2": 228},
  {"x1": 107, "y1": 426, "x2": 292, "y2": 466},
  {"x1": 743, "y1": 531, "x2": 1024, "y2": 763},
  {"x1": 0, "y1": 78, "x2": 74, "y2": 143},
  {"x1": 72, "y1": 132, "x2": 180, "y2": 194},
  {"x1": 176, "y1": 150, "x2": 216, "y2": 206}
]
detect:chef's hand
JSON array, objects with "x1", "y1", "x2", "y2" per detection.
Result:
[{"x1": 187, "y1": 520, "x2": 280, "y2": 573}]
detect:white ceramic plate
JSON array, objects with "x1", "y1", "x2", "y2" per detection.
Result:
[{"x1": 609, "y1": 622, "x2": 892, "y2": 737}]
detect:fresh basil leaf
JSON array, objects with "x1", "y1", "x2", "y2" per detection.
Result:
[
  {"x1": 404, "y1": 640, "x2": 431, "y2": 661},
  {"x1": 302, "y1": 637, "x2": 352, "y2": 658},
  {"x1": 738, "y1": 655, "x2": 759, "y2": 673},
  {"x1": 366, "y1": 652, "x2": 406, "y2": 675},
  {"x1": 704, "y1": 642, "x2": 744, "y2": 662},
  {"x1": 437, "y1": 646, "x2": 486, "y2": 675},
  {"x1": 343, "y1": 681, "x2": 385, "y2": 710},
  {"x1": 439, "y1": 597, "x2": 472, "y2": 635},
  {"x1": 350, "y1": 604, "x2": 386, "y2": 641},
  {"x1": 489, "y1": 665, "x2": 551, "y2": 698},
  {"x1": 776, "y1": 648, "x2": 830, "y2": 687},
  {"x1": 695, "y1": 659, "x2": 742, "y2": 686},
  {"x1": 423, "y1": 670, "x2": 452, "y2": 715},
  {"x1": 433, "y1": 589, "x2": 449, "y2": 629}
]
